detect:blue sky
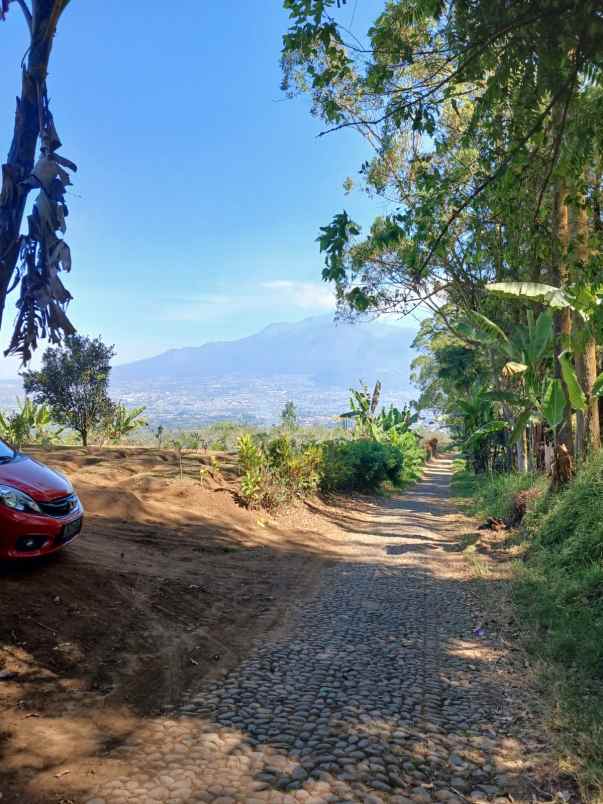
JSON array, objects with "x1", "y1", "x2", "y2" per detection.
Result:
[{"x1": 0, "y1": 0, "x2": 415, "y2": 378}]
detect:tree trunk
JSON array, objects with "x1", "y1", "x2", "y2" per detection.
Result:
[
  {"x1": 0, "y1": 1, "x2": 63, "y2": 330},
  {"x1": 574, "y1": 200, "x2": 600, "y2": 454},
  {"x1": 516, "y1": 429, "x2": 528, "y2": 473},
  {"x1": 551, "y1": 176, "x2": 574, "y2": 454}
]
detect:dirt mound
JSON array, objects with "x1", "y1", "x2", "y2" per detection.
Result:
[{"x1": 0, "y1": 445, "x2": 348, "y2": 803}]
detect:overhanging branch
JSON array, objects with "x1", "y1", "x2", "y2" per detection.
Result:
[{"x1": 14, "y1": 0, "x2": 32, "y2": 31}]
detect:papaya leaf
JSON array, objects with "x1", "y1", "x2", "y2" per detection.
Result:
[{"x1": 559, "y1": 351, "x2": 587, "y2": 411}]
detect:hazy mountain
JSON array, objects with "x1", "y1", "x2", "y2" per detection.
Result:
[
  {"x1": 0, "y1": 317, "x2": 418, "y2": 426},
  {"x1": 112, "y1": 315, "x2": 416, "y2": 389}
]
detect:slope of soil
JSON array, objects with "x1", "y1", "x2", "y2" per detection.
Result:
[{"x1": 0, "y1": 446, "x2": 351, "y2": 803}]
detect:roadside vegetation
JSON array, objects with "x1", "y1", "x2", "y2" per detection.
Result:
[
  {"x1": 2, "y1": 345, "x2": 430, "y2": 511},
  {"x1": 236, "y1": 382, "x2": 425, "y2": 509},
  {"x1": 451, "y1": 458, "x2": 603, "y2": 796},
  {"x1": 281, "y1": 2, "x2": 603, "y2": 796}
]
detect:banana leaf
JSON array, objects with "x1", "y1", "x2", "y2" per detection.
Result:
[
  {"x1": 592, "y1": 372, "x2": 603, "y2": 398},
  {"x1": 486, "y1": 282, "x2": 571, "y2": 310},
  {"x1": 530, "y1": 310, "x2": 554, "y2": 364},
  {"x1": 543, "y1": 379, "x2": 567, "y2": 430},
  {"x1": 509, "y1": 408, "x2": 532, "y2": 445},
  {"x1": 467, "y1": 310, "x2": 511, "y2": 350},
  {"x1": 559, "y1": 351, "x2": 587, "y2": 411},
  {"x1": 462, "y1": 419, "x2": 508, "y2": 448},
  {"x1": 502, "y1": 361, "x2": 528, "y2": 377}
]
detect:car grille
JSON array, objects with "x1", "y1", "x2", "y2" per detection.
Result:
[{"x1": 38, "y1": 494, "x2": 78, "y2": 517}]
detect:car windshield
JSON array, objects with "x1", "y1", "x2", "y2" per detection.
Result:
[{"x1": 0, "y1": 439, "x2": 15, "y2": 461}]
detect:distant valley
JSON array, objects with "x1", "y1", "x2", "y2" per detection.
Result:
[{"x1": 0, "y1": 316, "x2": 419, "y2": 427}]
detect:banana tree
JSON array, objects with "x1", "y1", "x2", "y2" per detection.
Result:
[
  {"x1": 487, "y1": 281, "x2": 600, "y2": 456},
  {"x1": 449, "y1": 385, "x2": 508, "y2": 473},
  {"x1": 1, "y1": 0, "x2": 76, "y2": 362},
  {"x1": 0, "y1": 397, "x2": 61, "y2": 448},
  {"x1": 375, "y1": 404, "x2": 418, "y2": 435},
  {"x1": 459, "y1": 308, "x2": 560, "y2": 471},
  {"x1": 340, "y1": 380, "x2": 382, "y2": 439}
]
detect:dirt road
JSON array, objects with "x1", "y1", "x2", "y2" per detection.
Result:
[{"x1": 79, "y1": 457, "x2": 559, "y2": 804}]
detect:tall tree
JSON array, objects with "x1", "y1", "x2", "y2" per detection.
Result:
[
  {"x1": 283, "y1": 0, "x2": 603, "y2": 458},
  {"x1": 0, "y1": 0, "x2": 76, "y2": 362}
]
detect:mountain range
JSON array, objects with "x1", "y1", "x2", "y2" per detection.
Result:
[
  {"x1": 112, "y1": 315, "x2": 416, "y2": 389},
  {"x1": 0, "y1": 316, "x2": 419, "y2": 426}
]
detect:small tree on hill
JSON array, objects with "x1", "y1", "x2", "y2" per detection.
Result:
[
  {"x1": 281, "y1": 400, "x2": 298, "y2": 430},
  {"x1": 22, "y1": 334, "x2": 115, "y2": 447}
]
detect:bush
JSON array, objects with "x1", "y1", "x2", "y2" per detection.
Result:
[
  {"x1": 236, "y1": 428, "x2": 426, "y2": 508},
  {"x1": 510, "y1": 452, "x2": 603, "y2": 793},
  {"x1": 237, "y1": 434, "x2": 323, "y2": 509},
  {"x1": 320, "y1": 439, "x2": 404, "y2": 493},
  {"x1": 388, "y1": 429, "x2": 425, "y2": 485}
]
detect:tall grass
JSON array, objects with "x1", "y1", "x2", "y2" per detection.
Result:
[
  {"x1": 451, "y1": 461, "x2": 546, "y2": 520},
  {"x1": 454, "y1": 455, "x2": 603, "y2": 797}
]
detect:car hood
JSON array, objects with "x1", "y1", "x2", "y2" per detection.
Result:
[{"x1": 0, "y1": 454, "x2": 73, "y2": 502}]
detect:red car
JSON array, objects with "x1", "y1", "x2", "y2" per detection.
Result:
[{"x1": 0, "y1": 438, "x2": 83, "y2": 559}]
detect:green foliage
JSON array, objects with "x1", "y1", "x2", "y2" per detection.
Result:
[
  {"x1": 320, "y1": 439, "x2": 404, "y2": 493},
  {"x1": 236, "y1": 420, "x2": 425, "y2": 508},
  {"x1": 542, "y1": 378, "x2": 567, "y2": 431},
  {"x1": 237, "y1": 433, "x2": 323, "y2": 509},
  {"x1": 280, "y1": 400, "x2": 298, "y2": 430},
  {"x1": 99, "y1": 403, "x2": 147, "y2": 444},
  {"x1": 514, "y1": 451, "x2": 603, "y2": 790},
  {"x1": 0, "y1": 398, "x2": 62, "y2": 449},
  {"x1": 341, "y1": 380, "x2": 382, "y2": 437},
  {"x1": 22, "y1": 334, "x2": 115, "y2": 447},
  {"x1": 559, "y1": 351, "x2": 587, "y2": 412},
  {"x1": 452, "y1": 464, "x2": 546, "y2": 522}
]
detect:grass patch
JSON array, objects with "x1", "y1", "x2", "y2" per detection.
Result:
[
  {"x1": 453, "y1": 456, "x2": 603, "y2": 799},
  {"x1": 451, "y1": 459, "x2": 547, "y2": 520},
  {"x1": 515, "y1": 451, "x2": 603, "y2": 798}
]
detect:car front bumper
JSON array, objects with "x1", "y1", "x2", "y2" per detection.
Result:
[{"x1": 0, "y1": 500, "x2": 84, "y2": 559}]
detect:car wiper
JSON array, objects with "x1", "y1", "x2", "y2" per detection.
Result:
[{"x1": 0, "y1": 456, "x2": 14, "y2": 464}]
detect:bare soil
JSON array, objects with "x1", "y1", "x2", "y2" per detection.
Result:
[{"x1": 0, "y1": 446, "x2": 354, "y2": 803}]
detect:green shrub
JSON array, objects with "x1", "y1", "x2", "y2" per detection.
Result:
[
  {"x1": 388, "y1": 429, "x2": 425, "y2": 484},
  {"x1": 236, "y1": 428, "x2": 426, "y2": 508},
  {"x1": 320, "y1": 439, "x2": 404, "y2": 493},
  {"x1": 237, "y1": 433, "x2": 323, "y2": 508}
]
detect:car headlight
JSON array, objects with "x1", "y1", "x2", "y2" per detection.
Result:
[{"x1": 0, "y1": 485, "x2": 42, "y2": 514}]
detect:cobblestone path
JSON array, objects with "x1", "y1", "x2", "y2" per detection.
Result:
[{"x1": 88, "y1": 458, "x2": 537, "y2": 804}]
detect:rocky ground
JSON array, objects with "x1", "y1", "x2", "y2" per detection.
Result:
[{"x1": 81, "y1": 458, "x2": 564, "y2": 804}]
